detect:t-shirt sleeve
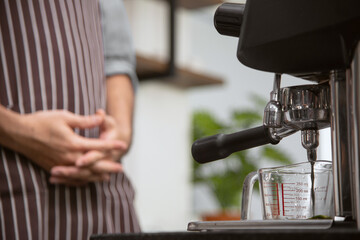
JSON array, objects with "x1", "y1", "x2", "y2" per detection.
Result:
[{"x1": 100, "y1": 0, "x2": 138, "y2": 92}]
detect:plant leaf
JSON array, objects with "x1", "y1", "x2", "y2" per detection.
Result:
[{"x1": 192, "y1": 111, "x2": 224, "y2": 141}]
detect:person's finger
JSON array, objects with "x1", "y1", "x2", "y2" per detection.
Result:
[
  {"x1": 51, "y1": 165, "x2": 115, "y2": 181},
  {"x1": 96, "y1": 109, "x2": 107, "y2": 136},
  {"x1": 71, "y1": 136, "x2": 128, "y2": 152},
  {"x1": 90, "y1": 160, "x2": 123, "y2": 174},
  {"x1": 63, "y1": 111, "x2": 104, "y2": 129},
  {"x1": 96, "y1": 109, "x2": 106, "y2": 118},
  {"x1": 76, "y1": 150, "x2": 109, "y2": 167},
  {"x1": 51, "y1": 166, "x2": 93, "y2": 179}
]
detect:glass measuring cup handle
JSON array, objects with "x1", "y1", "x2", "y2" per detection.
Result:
[{"x1": 241, "y1": 171, "x2": 258, "y2": 220}]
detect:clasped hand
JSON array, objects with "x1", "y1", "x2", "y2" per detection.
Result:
[{"x1": 19, "y1": 109, "x2": 128, "y2": 186}]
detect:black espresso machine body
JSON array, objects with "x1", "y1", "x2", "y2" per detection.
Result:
[
  {"x1": 235, "y1": 0, "x2": 360, "y2": 76},
  {"x1": 213, "y1": 0, "x2": 360, "y2": 77},
  {"x1": 191, "y1": 0, "x2": 360, "y2": 232}
]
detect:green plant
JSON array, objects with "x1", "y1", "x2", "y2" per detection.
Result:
[{"x1": 192, "y1": 95, "x2": 292, "y2": 212}]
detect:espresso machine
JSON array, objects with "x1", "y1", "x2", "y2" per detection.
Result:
[{"x1": 189, "y1": 0, "x2": 360, "y2": 232}]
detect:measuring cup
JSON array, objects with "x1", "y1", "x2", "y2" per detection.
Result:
[{"x1": 241, "y1": 161, "x2": 333, "y2": 220}]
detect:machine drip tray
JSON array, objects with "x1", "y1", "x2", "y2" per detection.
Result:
[
  {"x1": 187, "y1": 219, "x2": 333, "y2": 231},
  {"x1": 91, "y1": 221, "x2": 360, "y2": 240}
]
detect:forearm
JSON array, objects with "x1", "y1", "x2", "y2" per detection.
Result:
[{"x1": 106, "y1": 74, "x2": 135, "y2": 148}]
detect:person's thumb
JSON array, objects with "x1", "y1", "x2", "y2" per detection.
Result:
[{"x1": 64, "y1": 111, "x2": 104, "y2": 129}]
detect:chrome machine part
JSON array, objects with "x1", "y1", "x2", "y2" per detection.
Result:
[
  {"x1": 264, "y1": 73, "x2": 282, "y2": 128},
  {"x1": 348, "y1": 42, "x2": 360, "y2": 229},
  {"x1": 281, "y1": 83, "x2": 331, "y2": 131},
  {"x1": 188, "y1": 220, "x2": 333, "y2": 231},
  {"x1": 329, "y1": 70, "x2": 353, "y2": 218},
  {"x1": 301, "y1": 129, "x2": 319, "y2": 162},
  {"x1": 265, "y1": 82, "x2": 330, "y2": 162},
  {"x1": 268, "y1": 127, "x2": 297, "y2": 141}
]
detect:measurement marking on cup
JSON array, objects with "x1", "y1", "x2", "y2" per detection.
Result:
[
  {"x1": 281, "y1": 183, "x2": 285, "y2": 216},
  {"x1": 274, "y1": 183, "x2": 280, "y2": 216}
]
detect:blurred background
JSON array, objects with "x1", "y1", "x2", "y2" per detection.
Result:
[{"x1": 121, "y1": 0, "x2": 332, "y2": 232}]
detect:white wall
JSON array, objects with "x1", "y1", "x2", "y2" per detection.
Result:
[
  {"x1": 123, "y1": 0, "x2": 195, "y2": 232},
  {"x1": 123, "y1": 81, "x2": 192, "y2": 231}
]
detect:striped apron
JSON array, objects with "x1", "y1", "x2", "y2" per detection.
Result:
[{"x1": 0, "y1": 0, "x2": 141, "y2": 239}]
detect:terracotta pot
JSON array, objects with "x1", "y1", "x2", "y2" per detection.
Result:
[{"x1": 201, "y1": 211, "x2": 241, "y2": 221}]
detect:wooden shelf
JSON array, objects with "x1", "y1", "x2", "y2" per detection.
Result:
[
  {"x1": 178, "y1": 0, "x2": 223, "y2": 9},
  {"x1": 136, "y1": 55, "x2": 224, "y2": 88},
  {"x1": 167, "y1": 66, "x2": 224, "y2": 88},
  {"x1": 136, "y1": 55, "x2": 168, "y2": 78}
]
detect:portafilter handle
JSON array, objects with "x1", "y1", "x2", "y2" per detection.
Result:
[{"x1": 191, "y1": 126, "x2": 279, "y2": 164}]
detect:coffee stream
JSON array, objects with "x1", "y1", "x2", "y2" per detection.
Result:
[{"x1": 310, "y1": 161, "x2": 316, "y2": 217}]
